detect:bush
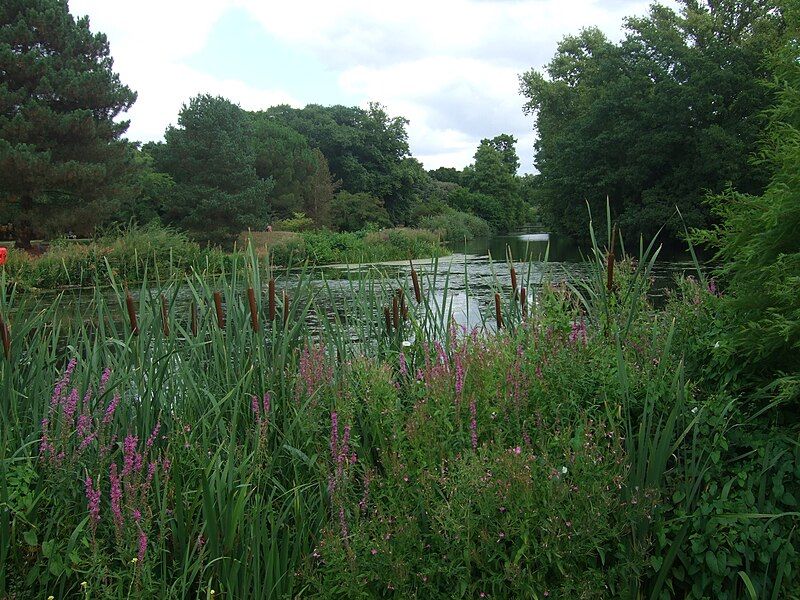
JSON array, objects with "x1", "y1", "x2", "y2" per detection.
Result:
[
  {"x1": 330, "y1": 192, "x2": 391, "y2": 232},
  {"x1": 419, "y1": 209, "x2": 493, "y2": 242}
]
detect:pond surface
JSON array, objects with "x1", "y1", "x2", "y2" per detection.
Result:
[{"x1": 47, "y1": 230, "x2": 704, "y2": 332}]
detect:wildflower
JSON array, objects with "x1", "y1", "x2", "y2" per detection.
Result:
[
  {"x1": 131, "y1": 557, "x2": 138, "y2": 564},
  {"x1": 81, "y1": 581, "x2": 88, "y2": 589},
  {"x1": 513, "y1": 446, "x2": 521, "y2": 455},
  {"x1": 561, "y1": 466, "x2": 568, "y2": 474},
  {"x1": 63, "y1": 388, "x2": 79, "y2": 426},
  {"x1": 401, "y1": 340, "x2": 412, "y2": 348},
  {"x1": 138, "y1": 530, "x2": 147, "y2": 563},
  {"x1": 85, "y1": 475, "x2": 101, "y2": 529},
  {"x1": 102, "y1": 392, "x2": 120, "y2": 424},
  {"x1": 470, "y1": 398, "x2": 478, "y2": 451},
  {"x1": 371, "y1": 548, "x2": 378, "y2": 555},
  {"x1": 121, "y1": 434, "x2": 139, "y2": 476},
  {"x1": 146, "y1": 421, "x2": 160, "y2": 448},
  {"x1": 398, "y1": 352, "x2": 408, "y2": 376},
  {"x1": 109, "y1": 463, "x2": 123, "y2": 532}
]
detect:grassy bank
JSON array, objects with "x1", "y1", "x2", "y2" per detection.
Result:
[
  {"x1": 0, "y1": 226, "x2": 797, "y2": 598},
  {"x1": 4, "y1": 225, "x2": 449, "y2": 290}
]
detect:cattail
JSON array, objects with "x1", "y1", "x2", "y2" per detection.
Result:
[
  {"x1": 384, "y1": 306, "x2": 392, "y2": 335},
  {"x1": 161, "y1": 295, "x2": 169, "y2": 336},
  {"x1": 0, "y1": 313, "x2": 9, "y2": 360},
  {"x1": 282, "y1": 291, "x2": 289, "y2": 327},
  {"x1": 607, "y1": 226, "x2": 617, "y2": 293},
  {"x1": 247, "y1": 287, "x2": 259, "y2": 332},
  {"x1": 213, "y1": 291, "x2": 225, "y2": 329},
  {"x1": 399, "y1": 288, "x2": 408, "y2": 319},
  {"x1": 268, "y1": 278, "x2": 276, "y2": 321},
  {"x1": 510, "y1": 267, "x2": 518, "y2": 298},
  {"x1": 392, "y1": 296, "x2": 399, "y2": 330},
  {"x1": 494, "y1": 292, "x2": 503, "y2": 329},
  {"x1": 410, "y1": 262, "x2": 421, "y2": 303},
  {"x1": 190, "y1": 301, "x2": 198, "y2": 337},
  {"x1": 126, "y1": 292, "x2": 139, "y2": 335},
  {"x1": 520, "y1": 287, "x2": 528, "y2": 320}
]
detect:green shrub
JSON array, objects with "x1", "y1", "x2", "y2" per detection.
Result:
[{"x1": 418, "y1": 209, "x2": 493, "y2": 242}]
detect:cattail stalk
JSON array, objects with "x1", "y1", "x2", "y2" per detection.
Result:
[
  {"x1": 126, "y1": 292, "x2": 139, "y2": 336},
  {"x1": 410, "y1": 262, "x2": 422, "y2": 303},
  {"x1": 283, "y1": 291, "x2": 289, "y2": 327},
  {"x1": 268, "y1": 278, "x2": 276, "y2": 321},
  {"x1": 392, "y1": 296, "x2": 399, "y2": 330},
  {"x1": 520, "y1": 287, "x2": 528, "y2": 320},
  {"x1": 399, "y1": 288, "x2": 408, "y2": 319},
  {"x1": 607, "y1": 226, "x2": 617, "y2": 292},
  {"x1": 213, "y1": 291, "x2": 225, "y2": 329},
  {"x1": 510, "y1": 267, "x2": 518, "y2": 298},
  {"x1": 494, "y1": 292, "x2": 504, "y2": 329},
  {"x1": 384, "y1": 307, "x2": 392, "y2": 335},
  {"x1": 247, "y1": 287, "x2": 259, "y2": 332},
  {"x1": 161, "y1": 295, "x2": 169, "y2": 336}
]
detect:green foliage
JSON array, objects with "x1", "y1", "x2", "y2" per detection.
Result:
[
  {"x1": 418, "y1": 208, "x2": 493, "y2": 242},
  {"x1": 694, "y1": 3, "x2": 800, "y2": 405},
  {"x1": 0, "y1": 0, "x2": 137, "y2": 248},
  {"x1": 329, "y1": 191, "x2": 391, "y2": 232},
  {"x1": 3, "y1": 222, "x2": 228, "y2": 289},
  {"x1": 263, "y1": 103, "x2": 424, "y2": 220},
  {"x1": 269, "y1": 228, "x2": 446, "y2": 266},
  {"x1": 521, "y1": 0, "x2": 783, "y2": 242},
  {"x1": 148, "y1": 95, "x2": 273, "y2": 246}
]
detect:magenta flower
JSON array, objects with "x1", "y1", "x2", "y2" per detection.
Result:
[
  {"x1": 85, "y1": 475, "x2": 101, "y2": 529},
  {"x1": 109, "y1": 463, "x2": 123, "y2": 532},
  {"x1": 137, "y1": 529, "x2": 147, "y2": 563},
  {"x1": 102, "y1": 392, "x2": 120, "y2": 424}
]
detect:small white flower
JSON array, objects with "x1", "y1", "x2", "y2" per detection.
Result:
[
  {"x1": 691, "y1": 407, "x2": 698, "y2": 414},
  {"x1": 402, "y1": 340, "x2": 412, "y2": 347},
  {"x1": 714, "y1": 341, "x2": 720, "y2": 348},
  {"x1": 561, "y1": 466, "x2": 568, "y2": 474}
]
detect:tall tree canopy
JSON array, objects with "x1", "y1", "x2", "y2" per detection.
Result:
[
  {"x1": 263, "y1": 103, "x2": 425, "y2": 220},
  {"x1": 0, "y1": 0, "x2": 137, "y2": 247},
  {"x1": 148, "y1": 95, "x2": 273, "y2": 245},
  {"x1": 521, "y1": 0, "x2": 784, "y2": 242}
]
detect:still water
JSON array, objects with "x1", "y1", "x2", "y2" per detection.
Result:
[{"x1": 296, "y1": 231, "x2": 702, "y2": 330}]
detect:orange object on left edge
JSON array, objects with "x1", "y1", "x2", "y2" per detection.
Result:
[{"x1": 0, "y1": 247, "x2": 7, "y2": 266}]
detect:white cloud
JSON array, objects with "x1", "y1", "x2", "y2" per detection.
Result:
[{"x1": 70, "y1": 0, "x2": 653, "y2": 170}]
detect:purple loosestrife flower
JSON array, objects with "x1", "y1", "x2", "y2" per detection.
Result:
[
  {"x1": 62, "y1": 388, "x2": 78, "y2": 425},
  {"x1": 99, "y1": 367, "x2": 111, "y2": 394},
  {"x1": 470, "y1": 398, "x2": 478, "y2": 451},
  {"x1": 138, "y1": 530, "x2": 147, "y2": 563},
  {"x1": 102, "y1": 393, "x2": 120, "y2": 424},
  {"x1": 330, "y1": 412, "x2": 339, "y2": 462},
  {"x1": 109, "y1": 463, "x2": 123, "y2": 532},
  {"x1": 398, "y1": 352, "x2": 408, "y2": 376},
  {"x1": 339, "y1": 506, "x2": 349, "y2": 542},
  {"x1": 122, "y1": 434, "x2": 139, "y2": 477},
  {"x1": 146, "y1": 422, "x2": 161, "y2": 449},
  {"x1": 454, "y1": 354, "x2": 465, "y2": 399},
  {"x1": 51, "y1": 358, "x2": 77, "y2": 412},
  {"x1": 251, "y1": 394, "x2": 260, "y2": 420},
  {"x1": 85, "y1": 475, "x2": 101, "y2": 529}
]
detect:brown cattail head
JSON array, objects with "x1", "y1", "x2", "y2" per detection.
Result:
[
  {"x1": 190, "y1": 301, "x2": 198, "y2": 337},
  {"x1": 268, "y1": 278, "x2": 276, "y2": 321},
  {"x1": 161, "y1": 295, "x2": 170, "y2": 336},
  {"x1": 510, "y1": 267, "x2": 518, "y2": 297},
  {"x1": 247, "y1": 287, "x2": 259, "y2": 332},
  {"x1": 494, "y1": 292, "x2": 504, "y2": 329},
  {"x1": 410, "y1": 263, "x2": 422, "y2": 303},
  {"x1": 520, "y1": 287, "x2": 528, "y2": 319},
  {"x1": 126, "y1": 292, "x2": 139, "y2": 336},
  {"x1": 213, "y1": 291, "x2": 225, "y2": 329},
  {"x1": 384, "y1": 306, "x2": 392, "y2": 335},
  {"x1": 282, "y1": 291, "x2": 289, "y2": 327}
]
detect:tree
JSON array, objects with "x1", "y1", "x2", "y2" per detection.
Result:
[
  {"x1": 329, "y1": 191, "x2": 390, "y2": 232},
  {"x1": 0, "y1": 0, "x2": 137, "y2": 248},
  {"x1": 263, "y1": 103, "x2": 422, "y2": 220},
  {"x1": 303, "y1": 148, "x2": 338, "y2": 226},
  {"x1": 149, "y1": 95, "x2": 272, "y2": 245},
  {"x1": 521, "y1": 0, "x2": 784, "y2": 242},
  {"x1": 461, "y1": 136, "x2": 525, "y2": 231}
]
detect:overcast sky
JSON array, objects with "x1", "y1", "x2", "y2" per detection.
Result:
[{"x1": 70, "y1": 0, "x2": 654, "y2": 173}]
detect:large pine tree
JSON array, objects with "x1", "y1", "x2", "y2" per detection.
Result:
[{"x1": 0, "y1": 0, "x2": 136, "y2": 248}]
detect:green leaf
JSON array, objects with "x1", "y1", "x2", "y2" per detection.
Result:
[
  {"x1": 23, "y1": 529, "x2": 38, "y2": 547},
  {"x1": 738, "y1": 571, "x2": 757, "y2": 600}
]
